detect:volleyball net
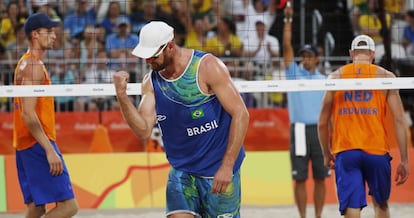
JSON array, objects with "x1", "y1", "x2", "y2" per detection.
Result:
[{"x1": 1, "y1": 77, "x2": 414, "y2": 97}]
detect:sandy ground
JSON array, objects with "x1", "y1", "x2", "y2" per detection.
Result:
[{"x1": 1, "y1": 203, "x2": 413, "y2": 218}]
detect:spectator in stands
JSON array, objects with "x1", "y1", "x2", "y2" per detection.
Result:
[
  {"x1": 105, "y1": 15, "x2": 139, "y2": 70},
  {"x1": 130, "y1": 0, "x2": 168, "y2": 34},
  {"x1": 282, "y1": 3, "x2": 330, "y2": 218},
  {"x1": 3, "y1": 23, "x2": 27, "y2": 112},
  {"x1": 47, "y1": 22, "x2": 81, "y2": 112},
  {"x1": 46, "y1": 23, "x2": 70, "y2": 65},
  {"x1": 99, "y1": 1, "x2": 122, "y2": 36},
  {"x1": 63, "y1": 0, "x2": 96, "y2": 41},
  {"x1": 184, "y1": 16, "x2": 208, "y2": 51},
  {"x1": 56, "y1": 33, "x2": 84, "y2": 103},
  {"x1": 190, "y1": 0, "x2": 225, "y2": 37},
  {"x1": 358, "y1": 0, "x2": 392, "y2": 43},
  {"x1": 243, "y1": 20, "x2": 280, "y2": 79},
  {"x1": 16, "y1": 0, "x2": 29, "y2": 18},
  {"x1": 0, "y1": 43, "x2": 8, "y2": 112},
  {"x1": 205, "y1": 16, "x2": 244, "y2": 79},
  {"x1": 83, "y1": 50, "x2": 114, "y2": 84},
  {"x1": 349, "y1": 0, "x2": 369, "y2": 35},
  {"x1": 385, "y1": 0, "x2": 406, "y2": 19},
  {"x1": 237, "y1": 0, "x2": 275, "y2": 42},
  {"x1": 241, "y1": 17, "x2": 283, "y2": 107},
  {"x1": 66, "y1": 34, "x2": 82, "y2": 69},
  {"x1": 5, "y1": 23, "x2": 28, "y2": 71},
  {"x1": 207, "y1": 0, "x2": 226, "y2": 34},
  {"x1": 402, "y1": 9, "x2": 414, "y2": 56},
  {"x1": 400, "y1": 10, "x2": 414, "y2": 148},
  {"x1": 50, "y1": 64, "x2": 77, "y2": 112},
  {"x1": 81, "y1": 50, "x2": 116, "y2": 111},
  {"x1": 223, "y1": 0, "x2": 249, "y2": 38},
  {"x1": 80, "y1": 24, "x2": 105, "y2": 70},
  {"x1": 55, "y1": 0, "x2": 76, "y2": 17},
  {"x1": 32, "y1": 0, "x2": 61, "y2": 22},
  {"x1": 205, "y1": 16, "x2": 243, "y2": 58},
  {"x1": 165, "y1": 0, "x2": 189, "y2": 46},
  {"x1": 357, "y1": 0, "x2": 407, "y2": 63},
  {"x1": 95, "y1": 0, "x2": 130, "y2": 24},
  {"x1": 0, "y1": 1, "x2": 26, "y2": 47},
  {"x1": 0, "y1": 1, "x2": 6, "y2": 19},
  {"x1": 189, "y1": 0, "x2": 212, "y2": 21}
]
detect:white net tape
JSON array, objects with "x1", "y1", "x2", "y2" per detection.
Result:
[{"x1": 1, "y1": 77, "x2": 414, "y2": 97}]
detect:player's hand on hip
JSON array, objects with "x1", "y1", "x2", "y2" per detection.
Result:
[
  {"x1": 324, "y1": 152, "x2": 335, "y2": 169},
  {"x1": 46, "y1": 151, "x2": 63, "y2": 176},
  {"x1": 211, "y1": 166, "x2": 233, "y2": 194},
  {"x1": 395, "y1": 162, "x2": 409, "y2": 185}
]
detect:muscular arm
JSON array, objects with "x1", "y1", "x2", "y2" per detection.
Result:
[
  {"x1": 201, "y1": 55, "x2": 249, "y2": 169},
  {"x1": 114, "y1": 71, "x2": 157, "y2": 140},
  {"x1": 199, "y1": 55, "x2": 249, "y2": 193},
  {"x1": 388, "y1": 89, "x2": 408, "y2": 161},
  {"x1": 20, "y1": 62, "x2": 54, "y2": 154},
  {"x1": 19, "y1": 60, "x2": 63, "y2": 175},
  {"x1": 317, "y1": 72, "x2": 340, "y2": 168},
  {"x1": 318, "y1": 91, "x2": 333, "y2": 149},
  {"x1": 382, "y1": 71, "x2": 409, "y2": 184}
]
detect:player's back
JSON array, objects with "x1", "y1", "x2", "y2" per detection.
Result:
[{"x1": 331, "y1": 63, "x2": 389, "y2": 155}]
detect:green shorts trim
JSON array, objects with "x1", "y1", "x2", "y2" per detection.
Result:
[{"x1": 166, "y1": 167, "x2": 241, "y2": 218}]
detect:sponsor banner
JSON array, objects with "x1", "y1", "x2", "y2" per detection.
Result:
[
  {"x1": 0, "y1": 107, "x2": 399, "y2": 154},
  {"x1": 0, "y1": 114, "x2": 13, "y2": 154},
  {"x1": 0, "y1": 111, "x2": 143, "y2": 154},
  {"x1": 244, "y1": 109, "x2": 290, "y2": 151},
  {"x1": 0, "y1": 109, "x2": 291, "y2": 154}
]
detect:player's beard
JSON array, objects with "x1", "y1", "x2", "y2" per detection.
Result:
[
  {"x1": 47, "y1": 40, "x2": 54, "y2": 49},
  {"x1": 41, "y1": 39, "x2": 54, "y2": 50},
  {"x1": 151, "y1": 56, "x2": 170, "y2": 72}
]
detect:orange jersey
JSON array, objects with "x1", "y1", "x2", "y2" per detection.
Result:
[
  {"x1": 331, "y1": 63, "x2": 389, "y2": 155},
  {"x1": 13, "y1": 52, "x2": 56, "y2": 150}
]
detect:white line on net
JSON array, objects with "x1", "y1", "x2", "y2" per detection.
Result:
[{"x1": 1, "y1": 78, "x2": 414, "y2": 97}]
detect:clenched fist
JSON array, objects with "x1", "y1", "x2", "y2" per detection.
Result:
[{"x1": 113, "y1": 71, "x2": 130, "y2": 95}]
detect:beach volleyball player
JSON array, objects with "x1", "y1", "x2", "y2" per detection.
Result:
[
  {"x1": 113, "y1": 21, "x2": 249, "y2": 217},
  {"x1": 13, "y1": 13, "x2": 78, "y2": 218}
]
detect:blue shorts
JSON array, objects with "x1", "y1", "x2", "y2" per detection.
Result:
[
  {"x1": 16, "y1": 141, "x2": 75, "y2": 206},
  {"x1": 335, "y1": 150, "x2": 391, "y2": 215},
  {"x1": 166, "y1": 167, "x2": 241, "y2": 218}
]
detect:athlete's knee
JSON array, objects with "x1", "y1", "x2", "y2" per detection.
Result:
[
  {"x1": 295, "y1": 179, "x2": 307, "y2": 185},
  {"x1": 377, "y1": 201, "x2": 389, "y2": 211},
  {"x1": 62, "y1": 199, "x2": 79, "y2": 217},
  {"x1": 48, "y1": 199, "x2": 78, "y2": 218},
  {"x1": 26, "y1": 203, "x2": 46, "y2": 218}
]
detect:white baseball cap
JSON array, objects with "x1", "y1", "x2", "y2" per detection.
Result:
[
  {"x1": 351, "y1": 34, "x2": 375, "y2": 51},
  {"x1": 131, "y1": 21, "x2": 174, "y2": 59},
  {"x1": 34, "y1": 0, "x2": 49, "y2": 6}
]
